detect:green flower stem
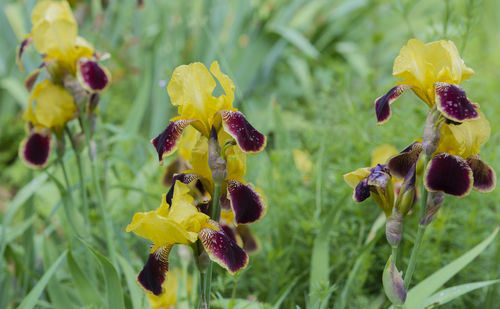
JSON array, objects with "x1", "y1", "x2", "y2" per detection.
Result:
[
  {"x1": 65, "y1": 127, "x2": 90, "y2": 233},
  {"x1": 392, "y1": 246, "x2": 398, "y2": 267},
  {"x1": 80, "y1": 113, "x2": 117, "y2": 265},
  {"x1": 403, "y1": 155, "x2": 430, "y2": 290},
  {"x1": 57, "y1": 155, "x2": 81, "y2": 236},
  {"x1": 202, "y1": 183, "x2": 221, "y2": 308}
]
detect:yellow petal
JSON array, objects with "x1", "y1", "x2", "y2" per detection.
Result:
[
  {"x1": 370, "y1": 144, "x2": 398, "y2": 166},
  {"x1": 177, "y1": 126, "x2": 200, "y2": 162},
  {"x1": 226, "y1": 146, "x2": 246, "y2": 180},
  {"x1": 343, "y1": 167, "x2": 371, "y2": 188},
  {"x1": 209, "y1": 61, "x2": 235, "y2": 111},
  {"x1": 186, "y1": 137, "x2": 213, "y2": 185},
  {"x1": 147, "y1": 270, "x2": 179, "y2": 308},
  {"x1": 168, "y1": 181, "x2": 209, "y2": 233},
  {"x1": 28, "y1": 80, "x2": 76, "y2": 130}
]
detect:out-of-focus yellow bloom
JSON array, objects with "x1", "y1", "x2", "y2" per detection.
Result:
[
  {"x1": 293, "y1": 149, "x2": 313, "y2": 174},
  {"x1": 23, "y1": 79, "x2": 76, "y2": 130},
  {"x1": 393, "y1": 39, "x2": 474, "y2": 105},
  {"x1": 168, "y1": 61, "x2": 236, "y2": 137},
  {"x1": 436, "y1": 111, "x2": 490, "y2": 158},
  {"x1": 126, "y1": 181, "x2": 210, "y2": 252},
  {"x1": 371, "y1": 144, "x2": 398, "y2": 166}
]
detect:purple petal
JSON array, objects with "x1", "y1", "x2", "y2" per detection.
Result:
[
  {"x1": 466, "y1": 155, "x2": 496, "y2": 193},
  {"x1": 367, "y1": 164, "x2": 391, "y2": 188},
  {"x1": 424, "y1": 153, "x2": 473, "y2": 197},
  {"x1": 77, "y1": 58, "x2": 111, "y2": 92},
  {"x1": 219, "y1": 192, "x2": 231, "y2": 211},
  {"x1": 435, "y1": 82, "x2": 478, "y2": 122},
  {"x1": 227, "y1": 180, "x2": 266, "y2": 224},
  {"x1": 388, "y1": 142, "x2": 423, "y2": 179},
  {"x1": 199, "y1": 221, "x2": 248, "y2": 274},
  {"x1": 19, "y1": 132, "x2": 51, "y2": 168},
  {"x1": 220, "y1": 111, "x2": 266, "y2": 153},
  {"x1": 236, "y1": 225, "x2": 260, "y2": 254},
  {"x1": 165, "y1": 173, "x2": 199, "y2": 205},
  {"x1": 354, "y1": 178, "x2": 370, "y2": 202},
  {"x1": 16, "y1": 37, "x2": 32, "y2": 72},
  {"x1": 374, "y1": 85, "x2": 411, "y2": 124},
  {"x1": 220, "y1": 223, "x2": 238, "y2": 243},
  {"x1": 151, "y1": 120, "x2": 193, "y2": 164},
  {"x1": 137, "y1": 245, "x2": 172, "y2": 296}
]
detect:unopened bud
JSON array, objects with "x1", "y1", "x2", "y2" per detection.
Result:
[
  {"x1": 423, "y1": 108, "x2": 441, "y2": 156},
  {"x1": 386, "y1": 210, "x2": 403, "y2": 247},
  {"x1": 208, "y1": 127, "x2": 227, "y2": 183},
  {"x1": 420, "y1": 191, "x2": 444, "y2": 225},
  {"x1": 71, "y1": 132, "x2": 86, "y2": 153},
  {"x1": 382, "y1": 255, "x2": 406, "y2": 305}
]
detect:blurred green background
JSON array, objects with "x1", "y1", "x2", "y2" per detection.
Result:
[{"x1": 1, "y1": 0, "x2": 500, "y2": 308}]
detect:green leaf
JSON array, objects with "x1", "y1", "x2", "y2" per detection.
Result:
[
  {"x1": 418, "y1": 280, "x2": 500, "y2": 308},
  {"x1": 270, "y1": 25, "x2": 319, "y2": 59},
  {"x1": 117, "y1": 254, "x2": 145, "y2": 309},
  {"x1": 67, "y1": 250, "x2": 105, "y2": 307},
  {"x1": 17, "y1": 250, "x2": 67, "y2": 309},
  {"x1": 404, "y1": 227, "x2": 499, "y2": 309}
]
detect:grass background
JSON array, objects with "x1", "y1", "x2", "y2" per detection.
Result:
[{"x1": 1, "y1": 0, "x2": 500, "y2": 308}]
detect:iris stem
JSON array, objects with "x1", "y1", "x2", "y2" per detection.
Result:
[
  {"x1": 202, "y1": 183, "x2": 221, "y2": 308},
  {"x1": 403, "y1": 155, "x2": 430, "y2": 289},
  {"x1": 57, "y1": 155, "x2": 81, "y2": 236}
]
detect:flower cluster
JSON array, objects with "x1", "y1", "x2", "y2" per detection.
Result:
[
  {"x1": 17, "y1": 0, "x2": 111, "y2": 168},
  {"x1": 127, "y1": 61, "x2": 266, "y2": 296}
]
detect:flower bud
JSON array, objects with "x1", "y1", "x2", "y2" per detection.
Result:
[
  {"x1": 386, "y1": 210, "x2": 403, "y2": 247},
  {"x1": 420, "y1": 191, "x2": 444, "y2": 225},
  {"x1": 208, "y1": 127, "x2": 227, "y2": 183},
  {"x1": 382, "y1": 255, "x2": 406, "y2": 305},
  {"x1": 423, "y1": 108, "x2": 441, "y2": 156}
]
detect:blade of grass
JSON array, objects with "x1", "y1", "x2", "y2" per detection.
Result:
[{"x1": 67, "y1": 250, "x2": 105, "y2": 308}]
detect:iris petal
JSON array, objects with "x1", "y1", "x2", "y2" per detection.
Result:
[
  {"x1": 19, "y1": 132, "x2": 51, "y2": 168},
  {"x1": 354, "y1": 178, "x2": 370, "y2": 202},
  {"x1": 466, "y1": 155, "x2": 496, "y2": 193},
  {"x1": 424, "y1": 153, "x2": 473, "y2": 197},
  {"x1": 227, "y1": 180, "x2": 266, "y2": 224},
  {"x1": 137, "y1": 245, "x2": 172, "y2": 296},
  {"x1": 77, "y1": 58, "x2": 111, "y2": 92},
  {"x1": 374, "y1": 85, "x2": 411, "y2": 124},
  {"x1": 435, "y1": 82, "x2": 478, "y2": 122},
  {"x1": 236, "y1": 225, "x2": 260, "y2": 254},
  {"x1": 164, "y1": 173, "x2": 199, "y2": 206},
  {"x1": 198, "y1": 221, "x2": 248, "y2": 274},
  {"x1": 152, "y1": 120, "x2": 194, "y2": 164},
  {"x1": 387, "y1": 142, "x2": 423, "y2": 179},
  {"x1": 220, "y1": 111, "x2": 266, "y2": 153},
  {"x1": 16, "y1": 36, "x2": 32, "y2": 72}
]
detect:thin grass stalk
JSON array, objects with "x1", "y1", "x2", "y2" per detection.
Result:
[{"x1": 57, "y1": 154, "x2": 81, "y2": 237}]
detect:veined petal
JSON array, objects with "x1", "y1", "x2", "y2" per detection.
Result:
[
  {"x1": 226, "y1": 180, "x2": 266, "y2": 224},
  {"x1": 387, "y1": 142, "x2": 423, "y2": 179},
  {"x1": 152, "y1": 120, "x2": 194, "y2": 164},
  {"x1": 374, "y1": 85, "x2": 411, "y2": 124},
  {"x1": 138, "y1": 245, "x2": 172, "y2": 296},
  {"x1": 77, "y1": 58, "x2": 111, "y2": 92},
  {"x1": 435, "y1": 82, "x2": 478, "y2": 122},
  {"x1": 220, "y1": 111, "x2": 266, "y2": 153},
  {"x1": 19, "y1": 132, "x2": 51, "y2": 168},
  {"x1": 16, "y1": 36, "x2": 32, "y2": 72},
  {"x1": 424, "y1": 153, "x2": 473, "y2": 197},
  {"x1": 199, "y1": 220, "x2": 248, "y2": 274},
  {"x1": 466, "y1": 155, "x2": 496, "y2": 193}
]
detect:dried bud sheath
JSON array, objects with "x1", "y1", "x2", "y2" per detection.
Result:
[{"x1": 386, "y1": 210, "x2": 404, "y2": 247}]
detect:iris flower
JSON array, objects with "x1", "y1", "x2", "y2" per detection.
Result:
[
  {"x1": 152, "y1": 61, "x2": 266, "y2": 165},
  {"x1": 17, "y1": 0, "x2": 111, "y2": 168}
]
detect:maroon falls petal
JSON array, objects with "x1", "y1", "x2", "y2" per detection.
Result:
[
  {"x1": 374, "y1": 85, "x2": 411, "y2": 124},
  {"x1": 388, "y1": 142, "x2": 423, "y2": 179},
  {"x1": 20, "y1": 132, "x2": 51, "y2": 168},
  {"x1": 466, "y1": 155, "x2": 496, "y2": 193},
  {"x1": 220, "y1": 111, "x2": 266, "y2": 153},
  {"x1": 151, "y1": 120, "x2": 193, "y2": 164},
  {"x1": 227, "y1": 180, "x2": 266, "y2": 224},
  {"x1": 435, "y1": 82, "x2": 478, "y2": 122},
  {"x1": 137, "y1": 245, "x2": 172, "y2": 296},
  {"x1": 199, "y1": 221, "x2": 248, "y2": 274},
  {"x1": 424, "y1": 153, "x2": 473, "y2": 197},
  {"x1": 77, "y1": 58, "x2": 111, "y2": 92}
]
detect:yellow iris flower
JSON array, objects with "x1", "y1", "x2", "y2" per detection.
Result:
[
  {"x1": 23, "y1": 79, "x2": 76, "y2": 131},
  {"x1": 126, "y1": 181, "x2": 210, "y2": 252},
  {"x1": 393, "y1": 39, "x2": 474, "y2": 106}
]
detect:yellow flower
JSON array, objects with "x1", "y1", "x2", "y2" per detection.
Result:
[
  {"x1": 393, "y1": 39, "x2": 474, "y2": 105},
  {"x1": 168, "y1": 61, "x2": 236, "y2": 137},
  {"x1": 126, "y1": 181, "x2": 209, "y2": 252},
  {"x1": 344, "y1": 167, "x2": 371, "y2": 189},
  {"x1": 147, "y1": 270, "x2": 178, "y2": 309},
  {"x1": 436, "y1": 110, "x2": 491, "y2": 158},
  {"x1": 23, "y1": 79, "x2": 76, "y2": 131},
  {"x1": 177, "y1": 126, "x2": 200, "y2": 162},
  {"x1": 371, "y1": 144, "x2": 398, "y2": 167}
]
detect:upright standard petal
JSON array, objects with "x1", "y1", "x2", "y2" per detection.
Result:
[
  {"x1": 466, "y1": 155, "x2": 496, "y2": 193},
  {"x1": 220, "y1": 111, "x2": 266, "y2": 153},
  {"x1": 387, "y1": 142, "x2": 423, "y2": 179},
  {"x1": 226, "y1": 180, "x2": 266, "y2": 224},
  {"x1": 77, "y1": 58, "x2": 111, "y2": 92},
  {"x1": 374, "y1": 85, "x2": 411, "y2": 124},
  {"x1": 198, "y1": 220, "x2": 249, "y2": 274},
  {"x1": 19, "y1": 132, "x2": 51, "y2": 168},
  {"x1": 435, "y1": 83, "x2": 478, "y2": 122},
  {"x1": 138, "y1": 245, "x2": 172, "y2": 296},
  {"x1": 152, "y1": 120, "x2": 194, "y2": 164},
  {"x1": 424, "y1": 153, "x2": 473, "y2": 197}
]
